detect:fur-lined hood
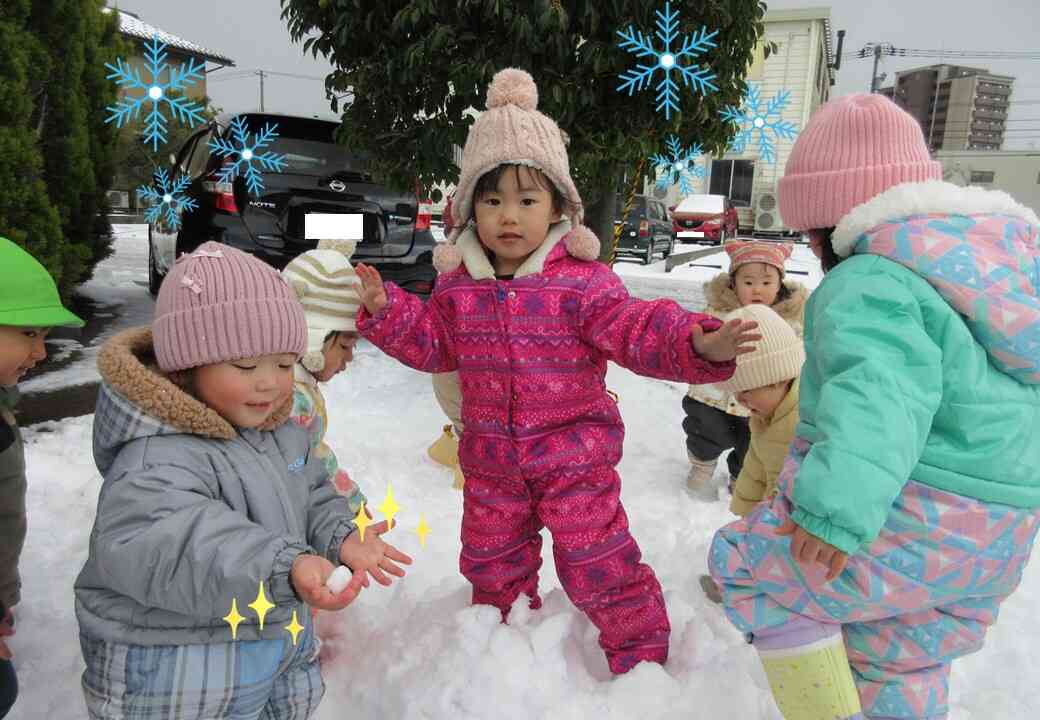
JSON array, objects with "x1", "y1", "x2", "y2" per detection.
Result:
[
  {"x1": 94, "y1": 327, "x2": 293, "y2": 471},
  {"x1": 703, "y1": 273, "x2": 809, "y2": 327},
  {"x1": 433, "y1": 219, "x2": 601, "y2": 280},
  {"x1": 833, "y1": 180, "x2": 1040, "y2": 257}
]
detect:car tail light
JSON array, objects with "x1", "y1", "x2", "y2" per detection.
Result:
[
  {"x1": 639, "y1": 219, "x2": 649, "y2": 237},
  {"x1": 416, "y1": 199, "x2": 432, "y2": 231},
  {"x1": 412, "y1": 280, "x2": 433, "y2": 294},
  {"x1": 203, "y1": 173, "x2": 237, "y2": 214}
]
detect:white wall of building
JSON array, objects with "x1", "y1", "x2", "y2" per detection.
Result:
[{"x1": 937, "y1": 150, "x2": 1040, "y2": 214}]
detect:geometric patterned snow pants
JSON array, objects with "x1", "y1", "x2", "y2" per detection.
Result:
[
  {"x1": 709, "y1": 475, "x2": 1040, "y2": 720},
  {"x1": 460, "y1": 462, "x2": 671, "y2": 675}
]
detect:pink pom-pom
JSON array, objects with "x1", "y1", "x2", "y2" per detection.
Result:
[
  {"x1": 565, "y1": 225, "x2": 600, "y2": 261},
  {"x1": 486, "y1": 68, "x2": 538, "y2": 111},
  {"x1": 433, "y1": 243, "x2": 463, "y2": 274}
]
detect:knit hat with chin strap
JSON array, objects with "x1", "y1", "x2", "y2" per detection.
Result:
[{"x1": 433, "y1": 68, "x2": 600, "y2": 273}]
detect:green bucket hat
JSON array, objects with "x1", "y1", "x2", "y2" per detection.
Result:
[{"x1": 0, "y1": 236, "x2": 84, "y2": 328}]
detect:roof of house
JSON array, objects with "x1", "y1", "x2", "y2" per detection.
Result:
[{"x1": 105, "y1": 8, "x2": 235, "y2": 67}]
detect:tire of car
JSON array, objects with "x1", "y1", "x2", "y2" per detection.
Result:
[
  {"x1": 662, "y1": 236, "x2": 674, "y2": 258},
  {"x1": 147, "y1": 230, "x2": 164, "y2": 297},
  {"x1": 643, "y1": 242, "x2": 654, "y2": 265}
]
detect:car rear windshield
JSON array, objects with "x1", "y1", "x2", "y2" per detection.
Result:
[{"x1": 229, "y1": 115, "x2": 368, "y2": 176}]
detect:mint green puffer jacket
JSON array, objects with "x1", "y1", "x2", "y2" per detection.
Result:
[{"x1": 785, "y1": 181, "x2": 1040, "y2": 554}]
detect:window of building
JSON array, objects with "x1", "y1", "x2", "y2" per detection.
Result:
[
  {"x1": 709, "y1": 160, "x2": 755, "y2": 207},
  {"x1": 970, "y1": 170, "x2": 995, "y2": 184}
]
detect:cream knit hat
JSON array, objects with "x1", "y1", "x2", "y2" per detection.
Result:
[
  {"x1": 282, "y1": 239, "x2": 361, "y2": 373},
  {"x1": 718, "y1": 303, "x2": 805, "y2": 393}
]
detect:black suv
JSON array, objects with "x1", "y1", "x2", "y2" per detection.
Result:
[
  {"x1": 613, "y1": 194, "x2": 675, "y2": 264},
  {"x1": 147, "y1": 112, "x2": 437, "y2": 296}
]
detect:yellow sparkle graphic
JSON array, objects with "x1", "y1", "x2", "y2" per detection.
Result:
[
  {"x1": 415, "y1": 514, "x2": 431, "y2": 548},
  {"x1": 248, "y1": 582, "x2": 277, "y2": 631},
  {"x1": 223, "y1": 598, "x2": 246, "y2": 641},
  {"x1": 354, "y1": 501, "x2": 373, "y2": 542},
  {"x1": 378, "y1": 482, "x2": 402, "y2": 530},
  {"x1": 284, "y1": 609, "x2": 305, "y2": 646}
]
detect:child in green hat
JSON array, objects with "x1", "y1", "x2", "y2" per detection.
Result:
[{"x1": 0, "y1": 236, "x2": 83, "y2": 719}]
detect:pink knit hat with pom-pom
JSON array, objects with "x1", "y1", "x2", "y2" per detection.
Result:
[{"x1": 434, "y1": 68, "x2": 599, "y2": 273}]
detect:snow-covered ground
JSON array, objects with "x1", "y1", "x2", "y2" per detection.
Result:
[{"x1": 10, "y1": 231, "x2": 1037, "y2": 718}]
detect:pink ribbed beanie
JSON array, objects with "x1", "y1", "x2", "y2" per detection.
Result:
[
  {"x1": 778, "y1": 93, "x2": 942, "y2": 231},
  {"x1": 153, "y1": 242, "x2": 306, "y2": 372}
]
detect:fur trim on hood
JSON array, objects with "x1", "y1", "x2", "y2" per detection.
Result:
[
  {"x1": 703, "y1": 273, "x2": 808, "y2": 328},
  {"x1": 833, "y1": 180, "x2": 1040, "y2": 257},
  {"x1": 433, "y1": 219, "x2": 600, "y2": 279},
  {"x1": 97, "y1": 327, "x2": 293, "y2": 441}
]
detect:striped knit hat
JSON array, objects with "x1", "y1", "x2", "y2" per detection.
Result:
[{"x1": 282, "y1": 240, "x2": 362, "y2": 373}]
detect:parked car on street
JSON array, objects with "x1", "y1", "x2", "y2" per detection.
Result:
[
  {"x1": 671, "y1": 194, "x2": 739, "y2": 245},
  {"x1": 147, "y1": 111, "x2": 437, "y2": 296},
  {"x1": 613, "y1": 194, "x2": 675, "y2": 264}
]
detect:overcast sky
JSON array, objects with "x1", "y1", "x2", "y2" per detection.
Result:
[{"x1": 126, "y1": 0, "x2": 1040, "y2": 149}]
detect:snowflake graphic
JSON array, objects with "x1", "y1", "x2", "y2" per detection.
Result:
[
  {"x1": 105, "y1": 34, "x2": 206, "y2": 151},
  {"x1": 615, "y1": 2, "x2": 718, "y2": 120},
  {"x1": 208, "y1": 116, "x2": 287, "y2": 197},
  {"x1": 137, "y1": 168, "x2": 198, "y2": 231},
  {"x1": 651, "y1": 136, "x2": 706, "y2": 195},
  {"x1": 720, "y1": 84, "x2": 800, "y2": 164}
]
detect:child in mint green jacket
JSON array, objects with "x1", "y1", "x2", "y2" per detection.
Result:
[{"x1": 709, "y1": 94, "x2": 1040, "y2": 720}]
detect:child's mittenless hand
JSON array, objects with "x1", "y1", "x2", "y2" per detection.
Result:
[
  {"x1": 339, "y1": 520, "x2": 413, "y2": 586},
  {"x1": 775, "y1": 518, "x2": 849, "y2": 582},
  {"x1": 690, "y1": 318, "x2": 762, "y2": 362},
  {"x1": 290, "y1": 553, "x2": 367, "y2": 611},
  {"x1": 355, "y1": 263, "x2": 388, "y2": 316}
]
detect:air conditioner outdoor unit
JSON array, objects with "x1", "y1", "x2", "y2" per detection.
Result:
[
  {"x1": 754, "y1": 189, "x2": 779, "y2": 231},
  {"x1": 106, "y1": 189, "x2": 130, "y2": 210}
]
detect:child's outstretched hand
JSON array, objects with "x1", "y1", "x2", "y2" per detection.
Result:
[
  {"x1": 355, "y1": 263, "x2": 388, "y2": 316},
  {"x1": 690, "y1": 318, "x2": 762, "y2": 362},
  {"x1": 339, "y1": 520, "x2": 413, "y2": 586},
  {"x1": 291, "y1": 553, "x2": 367, "y2": 611},
  {"x1": 776, "y1": 518, "x2": 849, "y2": 582}
]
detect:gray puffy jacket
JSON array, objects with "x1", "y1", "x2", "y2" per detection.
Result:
[{"x1": 75, "y1": 327, "x2": 356, "y2": 645}]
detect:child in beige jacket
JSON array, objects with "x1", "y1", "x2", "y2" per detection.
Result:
[{"x1": 700, "y1": 302, "x2": 805, "y2": 602}]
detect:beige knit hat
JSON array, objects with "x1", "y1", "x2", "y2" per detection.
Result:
[
  {"x1": 282, "y1": 239, "x2": 361, "y2": 373},
  {"x1": 717, "y1": 303, "x2": 805, "y2": 393},
  {"x1": 434, "y1": 68, "x2": 601, "y2": 273}
]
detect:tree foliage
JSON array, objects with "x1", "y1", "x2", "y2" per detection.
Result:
[
  {"x1": 0, "y1": 0, "x2": 123, "y2": 296},
  {"x1": 280, "y1": 0, "x2": 771, "y2": 253}
]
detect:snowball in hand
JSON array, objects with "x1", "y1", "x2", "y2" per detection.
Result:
[{"x1": 325, "y1": 565, "x2": 352, "y2": 594}]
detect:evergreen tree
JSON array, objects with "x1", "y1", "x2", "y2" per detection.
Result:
[{"x1": 280, "y1": 0, "x2": 771, "y2": 261}]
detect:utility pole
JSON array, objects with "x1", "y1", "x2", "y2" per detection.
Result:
[
  {"x1": 257, "y1": 70, "x2": 266, "y2": 111},
  {"x1": 870, "y1": 44, "x2": 883, "y2": 93}
]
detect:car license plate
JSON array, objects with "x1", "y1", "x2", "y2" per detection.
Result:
[
  {"x1": 304, "y1": 213, "x2": 363, "y2": 241},
  {"x1": 678, "y1": 231, "x2": 705, "y2": 238}
]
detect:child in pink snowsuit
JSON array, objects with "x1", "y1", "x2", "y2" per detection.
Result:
[{"x1": 354, "y1": 68, "x2": 759, "y2": 674}]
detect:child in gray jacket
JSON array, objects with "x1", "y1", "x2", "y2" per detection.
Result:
[{"x1": 74, "y1": 242, "x2": 411, "y2": 719}]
